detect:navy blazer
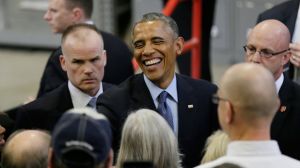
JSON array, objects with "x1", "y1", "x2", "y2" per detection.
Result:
[
  {"x1": 15, "y1": 82, "x2": 113, "y2": 132},
  {"x1": 272, "y1": 75, "x2": 300, "y2": 160},
  {"x1": 96, "y1": 73, "x2": 219, "y2": 168}
]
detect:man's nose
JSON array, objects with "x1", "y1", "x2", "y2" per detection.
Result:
[
  {"x1": 250, "y1": 51, "x2": 262, "y2": 64},
  {"x1": 43, "y1": 11, "x2": 50, "y2": 21},
  {"x1": 142, "y1": 43, "x2": 155, "y2": 56}
]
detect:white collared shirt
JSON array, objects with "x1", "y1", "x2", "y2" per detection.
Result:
[
  {"x1": 68, "y1": 81, "x2": 103, "y2": 108},
  {"x1": 195, "y1": 141, "x2": 300, "y2": 168},
  {"x1": 144, "y1": 74, "x2": 179, "y2": 135},
  {"x1": 275, "y1": 73, "x2": 284, "y2": 94}
]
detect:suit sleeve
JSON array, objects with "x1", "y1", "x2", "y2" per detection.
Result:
[{"x1": 37, "y1": 48, "x2": 68, "y2": 98}]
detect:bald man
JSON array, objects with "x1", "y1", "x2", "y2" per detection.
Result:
[
  {"x1": 196, "y1": 63, "x2": 300, "y2": 168},
  {"x1": 1, "y1": 130, "x2": 51, "y2": 168},
  {"x1": 244, "y1": 19, "x2": 300, "y2": 160}
]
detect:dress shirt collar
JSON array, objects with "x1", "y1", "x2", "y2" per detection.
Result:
[
  {"x1": 68, "y1": 81, "x2": 103, "y2": 108},
  {"x1": 143, "y1": 74, "x2": 178, "y2": 106},
  {"x1": 275, "y1": 73, "x2": 284, "y2": 94},
  {"x1": 227, "y1": 140, "x2": 281, "y2": 156}
]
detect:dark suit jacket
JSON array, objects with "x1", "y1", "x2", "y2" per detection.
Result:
[
  {"x1": 37, "y1": 31, "x2": 133, "y2": 97},
  {"x1": 96, "y1": 73, "x2": 219, "y2": 168},
  {"x1": 16, "y1": 82, "x2": 113, "y2": 132},
  {"x1": 257, "y1": 0, "x2": 300, "y2": 78},
  {"x1": 271, "y1": 75, "x2": 300, "y2": 160}
]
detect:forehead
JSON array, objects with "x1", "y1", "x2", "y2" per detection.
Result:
[
  {"x1": 133, "y1": 21, "x2": 174, "y2": 39},
  {"x1": 248, "y1": 28, "x2": 283, "y2": 50}
]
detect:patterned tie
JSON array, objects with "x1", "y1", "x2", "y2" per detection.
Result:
[
  {"x1": 87, "y1": 97, "x2": 97, "y2": 109},
  {"x1": 157, "y1": 91, "x2": 174, "y2": 130}
]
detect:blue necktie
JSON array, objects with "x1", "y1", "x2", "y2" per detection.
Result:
[
  {"x1": 87, "y1": 97, "x2": 97, "y2": 109},
  {"x1": 157, "y1": 91, "x2": 174, "y2": 130}
]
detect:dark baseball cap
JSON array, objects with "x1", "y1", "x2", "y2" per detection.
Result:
[{"x1": 52, "y1": 107, "x2": 112, "y2": 168}]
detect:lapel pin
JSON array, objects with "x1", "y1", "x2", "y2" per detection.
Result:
[
  {"x1": 280, "y1": 106, "x2": 286, "y2": 113},
  {"x1": 188, "y1": 104, "x2": 193, "y2": 109}
]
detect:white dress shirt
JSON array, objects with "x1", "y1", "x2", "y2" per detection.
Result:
[
  {"x1": 68, "y1": 81, "x2": 103, "y2": 108},
  {"x1": 195, "y1": 141, "x2": 300, "y2": 168}
]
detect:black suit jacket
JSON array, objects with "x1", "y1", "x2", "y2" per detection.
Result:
[
  {"x1": 271, "y1": 75, "x2": 300, "y2": 160},
  {"x1": 257, "y1": 0, "x2": 300, "y2": 78},
  {"x1": 16, "y1": 82, "x2": 113, "y2": 132},
  {"x1": 96, "y1": 73, "x2": 219, "y2": 168},
  {"x1": 37, "y1": 31, "x2": 133, "y2": 97}
]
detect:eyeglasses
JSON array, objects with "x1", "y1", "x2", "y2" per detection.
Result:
[
  {"x1": 212, "y1": 94, "x2": 229, "y2": 104},
  {"x1": 243, "y1": 45, "x2": 289, "y2": 58}
]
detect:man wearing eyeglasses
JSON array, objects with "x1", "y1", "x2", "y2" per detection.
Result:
[{"x1": 244, "y1": 19, "x2": 300, "y2": 161}]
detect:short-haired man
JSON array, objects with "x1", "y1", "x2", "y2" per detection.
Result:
[
  {"x1": 196, "y1": 63, "x2": 300, "y2": 168},
  {"x1": 15, "y1": 24, "x2": 112, "y2": 131},
  {"x1": 48, "y1": 107, "x2": 113, "y2": 168},
  {"x1": 1, "y1": 130, "x2": 50, "y2": 168},
  {"x1": 244, "y1": 19, "x2": 300, "y2": 160},
  {"x1": 39, "y1": 0, "x2": 133, "y2": 97},
  {"x1": 97, "y1": 12, "x2": 219, "y2": 168}
]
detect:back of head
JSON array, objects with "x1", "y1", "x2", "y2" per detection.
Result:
[
  {"x1": 1, "y1": 130, "x2": 51, "y2": 168},
  {"x1": 65, "y1": 0, "x2": 93, "y2": 19},
  {"x1": 219, "y1": 63, "x2": 279, "y2": 125},
  {"x1": 116, "y1": 109, "x2": 181, "y2": 168},
  {"x1": 51, "y1": 107, "x2": 112, "y2": 168}
]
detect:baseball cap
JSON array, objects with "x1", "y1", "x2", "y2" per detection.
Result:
[{"x1": 52, "y1": 107, "x2": 112, "y2": 168}]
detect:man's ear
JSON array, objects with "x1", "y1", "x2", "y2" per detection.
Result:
[
  {"x1": 102, "y1": 50, "x2": 107, "y2": 66},
  {"x1": 224, "y1": 101, "x2": 234, "y2": 125},
  {"x1": 72, "y1": 7, "x2": 84, "y2": 22},
  {"x1": 59, "y1": 55, "x2": 67, "y2": 72},
  {"x1": 175, "y1": 36, "x2": 184, "y2": 55},
  {"x1": 48, "y1": 148, "x2": 54, "y2": 168},
  {"x1": 283, "y1": 50, "x2": 291, "y2": 65},
  {"x1": 104, "y1": 149, "x2": 113, "y2": 168}
]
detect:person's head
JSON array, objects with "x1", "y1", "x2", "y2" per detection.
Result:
[
  {"x1": 216, "y1": 63, "x2": 280, "y2": 140},
  {"x1": 1, "y1": 130, "x2": 51, "y2": 168},
  {"x1": 49, "y1": 107, "x2": 113, "y2": 168},
  {"x1": 245, "y1": 19, "x2": 291, "y2": 80},
  {"x1": 132, "y1": 12, "x2": 184, "y2": 89},
  {"x1": 44, "y1": 0, "x2": 93, "y2": 33},
  {"x1": 60, "y1": 23, "x2": 106, "y2": 96},
  {"x1": 201, "y1": 130, "x2": 230, "y2": 164},
  {"x1": 116, "y1": 109, "x2": 182, "y2": 168}
]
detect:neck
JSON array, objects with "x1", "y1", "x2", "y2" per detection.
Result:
[{"x1": 230, "y1": 126, "x2": 271, "y2": 141}]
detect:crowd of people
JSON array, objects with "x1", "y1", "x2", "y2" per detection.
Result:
[{"x1": 1, "y1": 0, "x2": 300, "y2": 168}]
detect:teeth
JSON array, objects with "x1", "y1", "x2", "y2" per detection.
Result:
[{"x1": 144, "y1": 58, "x2": 161, "y2": 66}]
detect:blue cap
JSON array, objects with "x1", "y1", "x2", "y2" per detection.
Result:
[{"x1": 52, "y1": 107, "x2": 111, "y2": 167}]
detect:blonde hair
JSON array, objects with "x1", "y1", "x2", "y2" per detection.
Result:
[
  {"x1": 116, "y1": 109, "x2": 182, "y2": 168},
  {"x1": 201, "y1": 130, "x2": 230, "y2": 164}
]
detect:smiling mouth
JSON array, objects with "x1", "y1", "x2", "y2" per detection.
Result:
[{"x1": 143, "y1": 58, "x2": 162, "y2": 66}]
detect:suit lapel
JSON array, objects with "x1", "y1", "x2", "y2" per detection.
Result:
[
  {"x1": 130, "y1": 74, "x2": 156, "y2": 112},
  {"x1": 176, "y1": 75, "x2": 199, "y2": 140},
  {"x1": 272, "y1": 76, "x2": 291, "y2": 138}
]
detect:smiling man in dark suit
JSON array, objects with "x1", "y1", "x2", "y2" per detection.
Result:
[
  {"x1": 97, "y1": 12, "x2": 219, "y2": 168},
  {"x1": 15, "y1": 24, "x2": 113, "y2": 131}
]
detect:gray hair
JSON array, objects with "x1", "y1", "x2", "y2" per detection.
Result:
[
  {"x1": 116, "y1": 109, "x2": 182, "y2": 168},
  {"x1": 132, "y1": 12, "x2": 179, "y2": 38}
]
